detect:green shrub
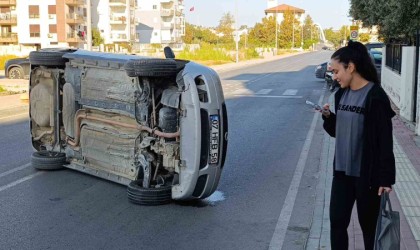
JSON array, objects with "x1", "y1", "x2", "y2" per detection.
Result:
[
  {"x1": 0, "y1": 55, "x2": 19, "y2": 70},
  {"x1": 0, "y1": 86, "x2": 5, "y2": 93},
  {"x1": 177, "y1": 43, "x2": 233, "y2": 64}
]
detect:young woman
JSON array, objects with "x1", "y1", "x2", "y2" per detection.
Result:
[{"x1": 321, "y1": 41, "x2": 396, "y2": 250}]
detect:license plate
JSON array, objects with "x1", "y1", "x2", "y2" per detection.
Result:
[{"x1": 209, "y1": 115, "x2": 220, "y2": 164}]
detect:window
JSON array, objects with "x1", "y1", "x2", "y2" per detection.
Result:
[
  {"x1": 29, "y1": 24, "x2": 40, "y2": 37},
  {"x1": 29, "y1": 5, "x2": 40, "y2": 19},
  {"x1": 48, "y1": 5, "x2": 56, "y2": 14},
  {"x1": 49, "y1": 24, "x2": 57, "y2": 33},
  {"x1": 153, "y1": 5, "x2": 157, "y2": 10},
  {"x1": 154, "y1": 32, "x2": 158, "y2": 36}
]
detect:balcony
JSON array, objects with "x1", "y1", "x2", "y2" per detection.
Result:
[
  {"x1": 0, "y1": 32, "x2": 17, "y2": 43},
  {"x1": 110, "y1": 15, "x2": 127, "y2": 24},
  {"x1": 109, "y1": 0, "x2": 126, "y2": 7},
  {"x1": 67, "y1": 32, "x2": 83, "y2": 43},
  {"x1": 0, "y1": 0, "x2": 16, "y2": 6},
  {"x1": 65, "y1": 0, "x2": 85, "y2": 6},
  {"x1": 161, "y1": 22, "x2": 174, "y2": 30},
  {"x1": 66, "y1": 13, "x2": 85, "y2": 24},
  {"x1": 0, "y1": 14, "x2": 17, "y2": 25},
  {"x1": 160, "y1": 9, "x2": 174, "y2": 17},
  {"x1": 110, "y1": 33, "x2": 128, "y2": 42}
]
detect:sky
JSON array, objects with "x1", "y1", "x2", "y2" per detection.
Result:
[{"x1": 183, "y1": 0, "x2": 352, "y2": 30}]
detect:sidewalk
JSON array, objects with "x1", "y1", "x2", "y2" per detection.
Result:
[
  {"x1": 307, "y1": 115, "x2": 420, "y2": 249},
  {"x1": 0, "y1": 93, "x2": 29, "y2": 119}
]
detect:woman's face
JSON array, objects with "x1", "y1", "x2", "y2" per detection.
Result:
[{"x1": 330, "y1": 59, "x2": 353, "y2": 88}]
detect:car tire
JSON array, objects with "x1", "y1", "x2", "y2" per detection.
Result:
[
  {"x1": 8, "y1": 67, "x2": 24, "y2": 79},
  {"x1": 31, "y1": 151, "x2": 66, "y2": 170},
  {"x1": 127, "y1": 180, "x2": 172, "y2": 206},
  {"x1": 29, "y1": 48, "x2": 76, "y2": 66},
  {"x1": 124, "y1": 59, "x2": 178, "y2": 77}
]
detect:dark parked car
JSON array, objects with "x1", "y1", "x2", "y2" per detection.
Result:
[
  {"x1": 4, "y1": 57, "x2": 30, "y2": 79},
  {"x1": 315, "y1": 62, "x2": 328, "y2": 79},
  {"x1": 365, "y1": 42, "x2": 384, "y2": 82}
]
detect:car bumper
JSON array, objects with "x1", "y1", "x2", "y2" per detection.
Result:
[{"x1": 172, "y1": 62, "x2": 227, "y2": 200}]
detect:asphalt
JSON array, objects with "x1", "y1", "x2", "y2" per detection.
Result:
[{"x1": 0, "y1": 51, "x2": 419, "y2": 250}]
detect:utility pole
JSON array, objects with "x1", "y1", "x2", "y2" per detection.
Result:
[
  {"x1": 275, "y1": 8, "x2": 278, "y2": 50},
  {"x1": 292, "y1": 10, "x2": 295, "y2": 48},
  {"x1": 86, "y1": 0, "x2": 92, "y2": 51},
  {"x1": 235, "y1": 0, "x2": 239, "y2": 63}
]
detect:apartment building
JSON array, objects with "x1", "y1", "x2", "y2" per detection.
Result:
[
  {"x1": 14, "y1": 0, "x2": 87, "y2": 49},
  {"x1": 136, "y1": 0, "x2": 185, "y2": 45},
  {"x1": 91, "y1": 0, "x2": 136, "y2": 45},
  {"x1": 0, "y1": 0, "x2": 18, "y2": 45},
  {"x1": 265, "y1": 3, "x2": 305, "y2": 25}
]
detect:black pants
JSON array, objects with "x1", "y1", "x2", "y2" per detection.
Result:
[{"x1": 330, "y1": 174, "x2": 381, "y2": 250}]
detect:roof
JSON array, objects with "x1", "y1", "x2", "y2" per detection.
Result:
[{"x1": 265, "y1": 4, "x2": 305, "y2": 14}]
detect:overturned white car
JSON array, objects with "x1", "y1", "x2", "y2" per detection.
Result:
[{"x1": 28, "y1": 48, "x2": 228, "y2": 205}]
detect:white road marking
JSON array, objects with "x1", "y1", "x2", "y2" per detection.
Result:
[
  {"x1": 0, "y1": 171, "x2": 43, "y2": 193},
  {"x1": 256, "y1": 89, "x2": 272, "y2": 95},
  {"x1": 0, "y1": 163, "x2": 31, "y2": 179},
  {"x1": 282, "y1": 89, "x2": 298, "y2": 96},
  {"x1": 269, "y1": 91, "x2": 325, "y2": 250},
  {"x1": 232, "y1": 89, "x2": 254, "y2": 95},
  {"x1": 247, "y1": 73, "x2": 274, "y2": 85},
  {"x1": 233, "y1": 95, "x2": 302, "y2": 99}
]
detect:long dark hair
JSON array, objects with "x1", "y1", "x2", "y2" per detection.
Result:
[{"x1": 331, "y1": 41, "x2": 379, "y2": 84}]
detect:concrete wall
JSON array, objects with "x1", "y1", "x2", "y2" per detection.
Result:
[
  {"x1": 417, "y1": 57, "x2": 420, "y2": 135},
  {"x1": 382, "y1": 46, "x2": 417, "y2": 122},
  {"x1": 0, "y1": 45, "x2": 36, "y2": 57}
]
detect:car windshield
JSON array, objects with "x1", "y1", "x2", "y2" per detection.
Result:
[{"x1": 370, "y1": 51, "x2": 382, "y2": 64}]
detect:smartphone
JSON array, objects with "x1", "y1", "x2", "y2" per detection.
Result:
[{"x1": 305, "y1": 100, "x2": 322, "y2": 111}]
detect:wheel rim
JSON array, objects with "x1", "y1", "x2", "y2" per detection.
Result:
[{"x1": 9, "y1": 68, "x2": 22, "y2": 79}]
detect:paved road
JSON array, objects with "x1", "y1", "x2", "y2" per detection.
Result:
[{"x1": 0, "y1": 51, "x2": 333, "y2": 250}]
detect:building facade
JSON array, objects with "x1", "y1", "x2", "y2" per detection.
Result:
[
  {"x1": 136, "y1": 0, "x2": 185, "y2": 45},
  {"x1": 0, "y1": 0, "x2": 18, "y2": 45},
  {"x1": 265, "y1": 4, "x2": 305, "y2": 24},
  {"x1": 14, "y1": 0, "x2": 87, "y2": 49},
  {"x1": 91, "y1": 0, "x2": 136, "y2": 45}
]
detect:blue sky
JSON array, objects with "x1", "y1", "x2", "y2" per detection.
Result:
[{"x1": 183, "y1": 0, "x2": 352, "y2": 30}]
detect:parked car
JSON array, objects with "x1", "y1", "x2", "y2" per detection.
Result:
[
  {"x1": 369, "y1": 49, "x2": 383, "y2": 81},
  {"x1": 4, "y1": 57, "x2": 30, "y2": 79},
  {"x1": 324, "y1": 62, "x2": 340, "y2": 92},
  {"x1": 365, "y1": 42, "x2": 384, "y2": 82},
  {"x1": 28, "y1": 47, "x2": 228, "y2": 205},
  {"x1": 315, "y1": 62, "x2": 328, "y2": 79}
]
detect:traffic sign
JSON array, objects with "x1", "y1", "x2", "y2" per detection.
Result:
[{"x1": 350, "y1": 26, "x2": 359, "y2": 41}]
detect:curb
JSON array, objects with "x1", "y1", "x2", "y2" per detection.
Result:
[{"x1": 0, "y1": 105, "x2": 29, "y2": 119}]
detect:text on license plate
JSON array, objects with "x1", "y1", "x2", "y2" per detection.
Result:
[{"x1": 209, "y1": 115, "x2": 220, "y2": 164}]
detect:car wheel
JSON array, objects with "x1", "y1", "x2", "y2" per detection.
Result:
[
  {"x1": 31, "y1": 151, "x2": 66, "y2": 170},
  {"x1": 127, "y1": 180, "x2": 172, "y2": 206},
  {"x1": 124, "y1": 59, "x2": 178, "y2": 77},
  {"x1": 8, "y1": 67, "x2": 24, "y2": 79},
  {"x1": 29, "y1": 48, "x2": 76, "y2": 66}
]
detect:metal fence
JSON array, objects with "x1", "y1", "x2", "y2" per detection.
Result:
[{"x1": 385, "y1": 44, "x2": 406, "y2": 74}]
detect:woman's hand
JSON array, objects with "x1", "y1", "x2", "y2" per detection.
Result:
[
  {"x1": 378, "y1": 186, "x2": 392, "y2": 196},
  {"x1": 321, "y1": 104, "x2": 331, "y2": 118}
]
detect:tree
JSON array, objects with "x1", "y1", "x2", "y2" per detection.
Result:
[
  {"x1": 324, "y1": 28, "x2": 342, "y2": 48},
  {"x1": 359, "y1": 33, "x2": 370, "y2": 42},
  {"x1": 248, "y1": 16, "x2": 276, "y2": 47},
  {"x1": 278, "y1": 10, "x2": 300, "y2": 49},
  {"x1": 339, "y1": 25, "x2": 350, "y2": 44},
  {"x1": 350, "y1": 0, "x2": 419, "y2": 42},
  {"x1": 92, "y1": 28, "x2": 104, "y2": 46},
  {"x1": 217, "y1": 12, "x2": 235, "y2": 44}
]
